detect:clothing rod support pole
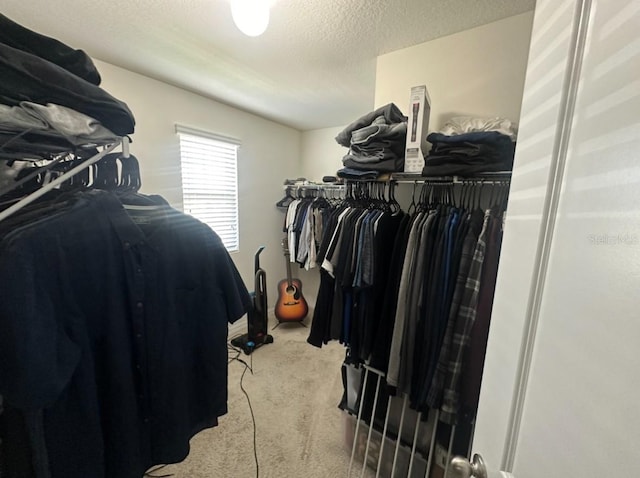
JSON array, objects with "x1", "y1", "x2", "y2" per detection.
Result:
[
  {"x1": 407, "y1": 413, "x2": 422, "y2": 477},
  {"x1": 375, "y1": 398, "x2": 392, "y2": 478},
  {"x1": 424, "y1": 409, "x2": 440, "y2": 478},
  {"x1": 390, "y1": 394, "x2": 408, "y2": 478},
  {"x1": 443, "y1": 425, "x2": 457, "y2": 478},
  {"x1": 361, "y1": 373, "x2": 382, "y2": 477},
  {"x1": 349, "y1": 367, "x2": 370, "y2": 477}
]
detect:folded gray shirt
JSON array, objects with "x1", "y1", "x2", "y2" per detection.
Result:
[{"x1": 0, "y1": 102, "x2": 117, "y2": 145}]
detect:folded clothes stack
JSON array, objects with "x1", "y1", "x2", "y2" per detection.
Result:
[
  {"x1": 422, "y1": 117, "x2": 517, "y2": 176},
  {"x1": 0, "y1": 14, "x2": 135, "y2": 159},
  {"x1": 0, "y1": 103, "x2": 120, "y2": 159},
  {"x1": 336, "y1": 168, "x2": 381, "y2": 181},
  {"x1": 335, "y1": 103, "x2": 408, "y2": 178}
]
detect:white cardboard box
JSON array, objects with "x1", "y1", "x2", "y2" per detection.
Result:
[{"x1": 404, "y1": 85, "x2": 431, "y2": 173}]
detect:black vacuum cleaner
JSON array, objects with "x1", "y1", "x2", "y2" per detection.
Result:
[{"x1": 231, "y1": 246, "x2": 274, "y2": 354}]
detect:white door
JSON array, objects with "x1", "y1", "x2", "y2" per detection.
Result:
[{"x1": 469, "y1": 0, "x2": 640, "y2": 476}]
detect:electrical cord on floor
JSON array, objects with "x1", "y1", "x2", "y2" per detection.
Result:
[
  {"x1": 143, "y1": 343, "x2": 252, "y2": 478},
  {"x1": 228, "y1": 342, "x2": 259, "y2": 478},
  {"x1": 228, "y1": 341, "x2": 242, "y2": 364}
]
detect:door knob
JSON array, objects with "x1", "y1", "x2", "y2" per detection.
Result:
[{"x1": 450, "y1": 453, "x2": 488, "y2": 478}]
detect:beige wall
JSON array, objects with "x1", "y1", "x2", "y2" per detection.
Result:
[
  {"x1": 300, "y1": 126, "x2": 346, "y2": 182},
  {"x1": 375, "y1": 11, "x2": 534, "y2": 132},
  {"x1": 295, "y1": 126, "x2": 344, "y2": 303},
  {"x1": 95, "y1": 60, "x2": 302, "y2": 306},
  {"x1": 300, "y1": 12, "x2": 535, "y2": 181}
]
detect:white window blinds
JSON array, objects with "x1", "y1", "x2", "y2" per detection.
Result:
[{"x1": 177, "y1": 127, "x2": 240, "y2": 252}]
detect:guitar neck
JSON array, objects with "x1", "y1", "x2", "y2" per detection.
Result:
[{"x1": 284, "y1": 251, "x2": 294, "y2": 287}]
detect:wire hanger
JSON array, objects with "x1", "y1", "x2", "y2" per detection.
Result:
[
  {"x1": 388, "y1": 182, "x2": 400, "y2": 213},
  {"x1": 0, "y1": 138, "x2": 123, "y2": 224},
  {"x1": 408, "y1": 181, "x2": 418, "y2": 214},
  {"x1": 0, "y1": 154, "x2": 68, "y2": 199}
]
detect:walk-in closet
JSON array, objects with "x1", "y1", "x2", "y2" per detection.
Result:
[{"x1": 1, "y1": 1, "x2": 639, "y2": 477}]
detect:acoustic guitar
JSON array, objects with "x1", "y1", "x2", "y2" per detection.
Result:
[{"x1": 274, "y1": 239, "x2": 309, "y2": 322}]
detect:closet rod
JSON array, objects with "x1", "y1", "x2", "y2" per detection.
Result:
[
  {"x1": 345, "y1": 172, "x2": 512, "y2": 185},
  {"x1": 284, "y1": 183, "x2": 345, "y2": 191},
  {"x1": 393, "y1": 177, "x2": 511, "y2": 185},
  {"x1": 0, "y1": 139, "x2": 122, "y2": 223}
]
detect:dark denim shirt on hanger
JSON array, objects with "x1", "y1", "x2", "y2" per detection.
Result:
[{"x1": 0, "y1": 190, "x2": 251, "y2": 478}]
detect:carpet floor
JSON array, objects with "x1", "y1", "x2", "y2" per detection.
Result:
[{"x1": 159, "y1": 321, "x2": 375, "y2": 478}]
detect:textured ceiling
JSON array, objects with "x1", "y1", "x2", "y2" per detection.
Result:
[{"x1": 2, "y1": 0, "x2": 535, "y2": 130}]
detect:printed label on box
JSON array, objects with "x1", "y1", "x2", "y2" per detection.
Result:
[{"x1": 404, "y1": 85, "x2": 431, "y2": 173}]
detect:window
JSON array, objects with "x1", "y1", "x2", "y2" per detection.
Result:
[{"x1": 177, "y1": 125, "x2": 240, "y2": 252}]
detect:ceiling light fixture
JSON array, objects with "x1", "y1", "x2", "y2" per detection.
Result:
[{"x1": 230, "y1": 0, "x2": 270, "y2": 37}]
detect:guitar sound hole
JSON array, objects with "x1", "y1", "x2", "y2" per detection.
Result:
[{"x1": 286, "y1": 286, "x2": 295, "y2": 294}]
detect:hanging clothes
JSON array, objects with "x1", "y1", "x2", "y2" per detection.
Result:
[
  {"x1": 309, "y1": 178, "x2": 509, "y2": 426},
  {"x1": 0, "y1": 162, "x2": 251, "y2": 477},
  {"x1": 385, "y1": 200, "x2": 505, "y2": 419},
  {"x1": 418, "y1": 212, "x2": 489, "y2": 423},
  {"x1": 282, "y1": 185, "x2": 342, "y2": 271},
  {"x1": 424, "y1": 210, "x2": 484, "y2": 410},
  {"x1": 457, "y1": 211, "x2": 504, "y2": 422},
  {"x1": 307, "y1": 182, "x2": 404, "y2": 354}
]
